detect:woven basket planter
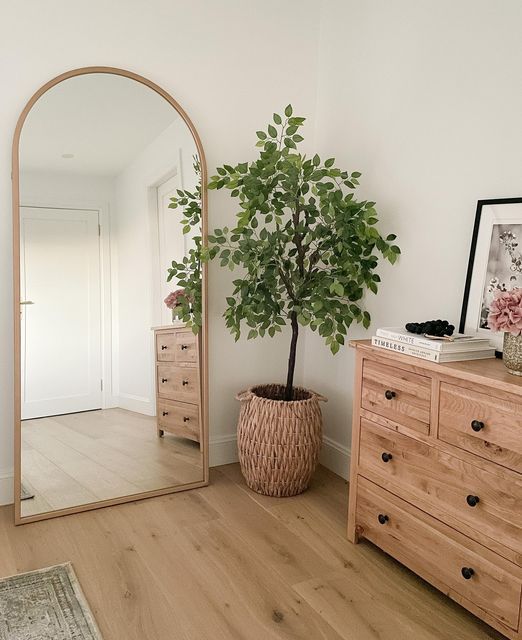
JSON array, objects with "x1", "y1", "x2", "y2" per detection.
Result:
[{"x1": 236, "y1": 384, "x2": 326, "y2": 497}]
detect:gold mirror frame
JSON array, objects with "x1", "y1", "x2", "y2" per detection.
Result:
[{"x1": 12, "y1": 66, "x2": 209, "y2": 524}]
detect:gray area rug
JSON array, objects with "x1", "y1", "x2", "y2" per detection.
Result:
[{"x1": 0, "y1": 563, "x2": 103, "y2": 639}]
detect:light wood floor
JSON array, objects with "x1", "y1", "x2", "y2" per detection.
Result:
[
  {"x1": 1, "y1": 464, "x2": 502, "y2": 639},
  {"x1": 21, "y1": 408, "x2": 203, "y2": 517}
]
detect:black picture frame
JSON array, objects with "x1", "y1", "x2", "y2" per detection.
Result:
[{"x1": 460, "y1": 197, "x2": 522, "y2": 354}]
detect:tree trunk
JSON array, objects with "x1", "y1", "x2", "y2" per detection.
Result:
[{"x1": 285, "y1": 311, "x2": 299, "y2": 401}]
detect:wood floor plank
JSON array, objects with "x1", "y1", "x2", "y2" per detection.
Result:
[
  {"x1": 294, "y1": 566, "x2": 503, "y2": 640},
  {"x1": 21, "y1": 408, "x2": 203, "y2": 517},
  {"x1": 0, "y1": 464, "x2": 506, "y2": 639}
]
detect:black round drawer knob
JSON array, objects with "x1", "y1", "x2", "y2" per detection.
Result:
[
  {"x1": 461, "y1": 567, "x2": 475, "y2": 580},
  {"x1": 183, "y1": 416, "x2": 190, "y2": 422},
  {"x1": 384, "y1": 390, "x2": 396, "y2": 400},
  {"x1": 381, "y1": 452, "x2": 393, "y2": 463},
  {"x1": 378, "y1": 514, "x2": 389, "y2": 525},
  {"x1": 471, "y1": 420, "x2": 484, "y2": 432},
  {"x1": 182, "y1": 380, "x2": 189, "y2": 386},
  {"x1": 161, "y1": 378, "x2": 168, "y2": 383},
  {"x1": 181, "y1": 344, "x2": 188, "y2": 350},
  {"x1": 161, "y1": 345, "x2": 167, "y2": 350},
  {"x1": 162, "y1": 411, "x2": 169, "y2": 417},
  {"x1": 466, "y1": 494, "x2": 480, "y2": 507}
]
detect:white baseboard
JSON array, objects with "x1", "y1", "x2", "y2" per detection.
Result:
[
  {"x1": 116, "y1": 394, "x2": 155, "y2": 416},
  {"x1": 0, "y1": 469, "x2": 13, "y2": 506},
  {"x1": 209, "y1": 432, "x2": 351, "y2": 480},
  {"x1": 319, "y1": 435, "x2": 351, "y2": 480},
  {"x1": 209, "y1": 433, "x2": 238, "y2": 467}
]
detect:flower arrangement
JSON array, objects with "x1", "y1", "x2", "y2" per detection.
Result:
[
  {"x1": 164, "y1": 289, "x2": 188, "y2": 322},
  {"x1": 487, "y1": 288, "x2": 522, "y2": 335}
]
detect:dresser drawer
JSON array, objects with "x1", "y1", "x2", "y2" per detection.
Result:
[
  {"x1": 156, "y1": 330, "x2": 198, "y2": 364},
  {"x1": 361, "y1": 360, "x2": 431, "y2": 434},
  {"x1": 158, "y1": 399, "x2": 200, "y2": 442},
  {"x1": 157, "y1": 364, "x2": 199, "y2": 404},
  {"x1": 356, "y1": 477, "x2": 522, "y2": 632},
  {"x1": 359, "y1": 418, "x2": 522, "y2": 557},
  {"x1": 439, "y1": 382, "x2": 522, "y2": 474}
]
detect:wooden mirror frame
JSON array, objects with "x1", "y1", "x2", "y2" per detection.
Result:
[{"x1": 12, "y1": 66, "x2": 209, "y2": 524}]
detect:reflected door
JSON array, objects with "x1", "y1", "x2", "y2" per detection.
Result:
[{"x1": 20, "y1": 207, "x2": 102, "y2": 419}]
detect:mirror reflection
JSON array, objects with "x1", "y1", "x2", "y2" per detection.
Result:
[{"x1": 18, "y1": 72, "x2": 205, "y2": 519}]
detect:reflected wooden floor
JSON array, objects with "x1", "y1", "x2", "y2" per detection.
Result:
[
  {"x1": 0, "y1": 465, "x2": 501, "y2": 639},
  {"x1": 21, "y1": 408, "x2": 203, "y2": 517}
]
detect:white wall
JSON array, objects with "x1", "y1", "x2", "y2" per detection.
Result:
[
  {"x1": 112, "y1": 117, "x2": 198, "y2": 415},
  {"x1": 0, "y1": 0, "x2": 320, "y2": 503},
  {"x1": 306, "y1": 0, "x2": 522, "y2": 478}
]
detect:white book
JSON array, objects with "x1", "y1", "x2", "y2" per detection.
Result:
[
  {"x1": 371, "y1": 336, "x2": 495, "y2": 363},
  {"x1": 375, "y1": 327, "x2": 491, "y2": 352}
]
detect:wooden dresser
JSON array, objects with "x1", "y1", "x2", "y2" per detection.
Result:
[
  {"x1": 348, "y1": 340, "x2": 522, "y2": 638},
  {"x1": 153, "y1": 325, "x2": 202, "y2": 445}
]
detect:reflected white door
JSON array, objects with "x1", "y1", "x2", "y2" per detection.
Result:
[
  {"x1": 157, "y1": 172, "x2": 185, "y2": 326},
  {"x1": 20, "y1": 207, "x2": 102, "y2": 419}
]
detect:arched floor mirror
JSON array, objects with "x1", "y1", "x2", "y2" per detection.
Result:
[{"x1": 12, "y1": 67, "x2": 208, "y2": 524}]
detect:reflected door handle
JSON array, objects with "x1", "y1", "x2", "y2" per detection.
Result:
[{"x1": 20, "y1": 301, "x2": 35, "y2": 305}]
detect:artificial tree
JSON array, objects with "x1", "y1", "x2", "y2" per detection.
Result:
[
  {"x1": 205, "y1": 107, "x2": 399, "y2": 401},
  {"x1": 166, "y1": 156, "x2": 203, "y2": 333}
]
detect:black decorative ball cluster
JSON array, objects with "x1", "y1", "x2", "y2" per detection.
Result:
[{"x1": 405, "y1": 319, "x2": 455, "y2": 337}]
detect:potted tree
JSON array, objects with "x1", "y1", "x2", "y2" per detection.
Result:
[{"x1": 179, "y1": 107, "x2": 399, "y2": 496}]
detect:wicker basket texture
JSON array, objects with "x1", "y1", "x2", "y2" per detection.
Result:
[{"x1": 236, "y1": 384, "x2": 326, "y2": 497}]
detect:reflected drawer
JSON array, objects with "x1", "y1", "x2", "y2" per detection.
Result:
[
  {"x1": 361, "y1": 360, "x2": 431, "y2": 434},
  {"x1": 157, "y1": 364, "x2": 199, "y2": 404},
  {"x1": 158, "y1": 398, "x2": 200, "y2": 442},
  {"x1": 358, "y1": 418, "x2": 522, "y2": 557},
  {"x1": 356, "y1": 477, "x2": 522, "y2": 632},
  {"x1": 439, "y1": 382, "x2": 522, "y2": 474}
]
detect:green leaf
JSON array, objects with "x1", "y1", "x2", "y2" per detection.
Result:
[
  {"x1": 268, "y1": 124, "x2": 278, "y2": 138},
  {"x1": 284, "y1": 104, "x2": 293, "y2": 117},
  {"x1": 256, "y1": 131, "x2": 267, "y2": 140},
  {"x1": 324, "y1": 158, "x2": 335, "y2": 168},
  {"x1": 273, "y1": 113, "x2": 282, "y2": 125}
]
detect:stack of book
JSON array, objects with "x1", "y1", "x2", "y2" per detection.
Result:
[{"x1": 372, "y1": 327, "x2": 495, "y2": 363}]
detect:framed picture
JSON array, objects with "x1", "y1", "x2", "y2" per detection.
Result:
[{"x1": 460, "y1": 197, "x2": 522, "y2": 352}]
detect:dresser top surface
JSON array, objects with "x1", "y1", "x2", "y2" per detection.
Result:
[{"x1": 350, "y1": 339, "x2": 522, "y2": 397}]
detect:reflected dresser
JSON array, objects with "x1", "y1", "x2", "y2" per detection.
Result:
[
  {"x1": 348, "y1": 340, "x2": 522, "y2": 638},
  {"x1": 154, "y1": 325, "x2": 202, "y2": 445}
]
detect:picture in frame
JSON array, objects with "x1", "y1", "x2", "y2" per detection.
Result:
[{"x1": 460, "y1": 197, "x2": 522, "y2": 353}]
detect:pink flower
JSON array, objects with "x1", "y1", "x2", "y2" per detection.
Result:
[
  {"x1": 487, "y1": 288, "x2": 522, "y2": 335},
  {"x1": 164, "y1": 289, "x2": 185, "y2": 309}
]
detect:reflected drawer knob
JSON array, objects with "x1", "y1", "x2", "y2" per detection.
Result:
[
  {"x1": 181, "y1": 344, "x2": 188, "y2": 350},
  {"x1": 461, "y1": 567, "x2": 475, "y2": 580},
  {"x1": 161, "y1": 345, "x2": 168, "y2": 350},
  {"x1": 183, "y1": 416, "x2": 190, "y2": 422},
  {"x1": 381, "y1": 452, "x2": 393, "y2": 463},
  {"x1": 378, "y1": 514, "x2": 389, "y2": 525},
  {"x1": 384, "y1": 389, "x2": 396, "y2": 400},
  {"x1": 162, "y1": 411, "x2": 169, "y2": 417},
  {"x1": 466, "y1": 494, "x2": 480, "y2": 507},
  {"x1": 471, "y1": 420, "x2": 484, "y2": 432},
  {"x1": 182, "y1": 380, "x2": 189, "y2": 386},
  {"x1": 161, "y1": 378, "x2": 168, "y2": 383}
]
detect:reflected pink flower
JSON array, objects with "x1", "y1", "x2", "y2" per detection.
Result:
[
  {"x1": 487, "y1": 288, "x2": 522, "y2": 335},
  {"x1": 164, "y1": 289, "x2": 185, "y2": 309}
]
